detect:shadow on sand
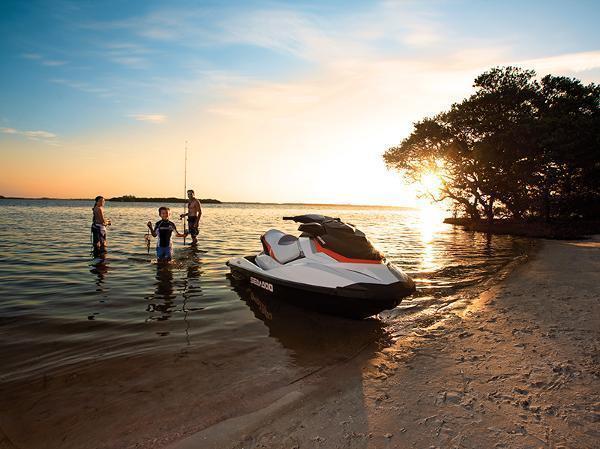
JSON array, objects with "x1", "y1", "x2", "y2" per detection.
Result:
[{"x1": 167, "y1": 277, "x2": 396, "y2": 449}]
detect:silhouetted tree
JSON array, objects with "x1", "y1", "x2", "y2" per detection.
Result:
[{"x1": 384, "y1": 66, "x2": 600, "y2": 222}]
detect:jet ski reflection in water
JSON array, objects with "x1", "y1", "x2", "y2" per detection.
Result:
[
  {"x1": 227, "y1": 214, "x2": 415, "y2": 319},
  {"x1": 229, "y1": 279, "x2": 389, "y2": 366}
]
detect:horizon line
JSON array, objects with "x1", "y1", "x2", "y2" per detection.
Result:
[{"x1": 0, "y1": 196, "x2": 415, "y2": 209}]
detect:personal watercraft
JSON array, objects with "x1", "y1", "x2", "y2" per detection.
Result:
[{"x1": 226, "y1": 214, "x2": 415, "y2": 319}]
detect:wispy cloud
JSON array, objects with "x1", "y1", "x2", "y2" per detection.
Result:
[
  {"x1": 218, "y1": 10, "x2": 345, "y2": 61},
  {"x1": 51, "y1": 78, "x2": 113, "y2": 97},
  {"x1": 1, "y1": 127, "x2": 59, "y2": 145},
  {"x1": 129, "y1": 114, "x2": 167, "y2": 123},
  {"x1": 517, "y1": 50, "x2": 600, "y2": 74},
  {"x1": 41, "y1": 60, "x2": 68, "y2": 66},
  {"x1": 21, "y1": 53, "x2": 42, "y2": 60},
  {"x1": 102, "y1": 42, "x2": 153, "y2": 68},
  {"x1": 80, "y1": 3, "x2": 445, "y2": 64},
  {"x1": 81, "y1": 8, "x2": 212, "y2": 43},
  {"x1": 21, "y1": 52, "x2": 68, "y2": 67}
]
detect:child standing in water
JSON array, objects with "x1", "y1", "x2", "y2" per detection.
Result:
[
  {"x1": 92, "y1": 196, "x2": 111, "y2": 255},
  {"x1": 147, "y1": 207, "x2": 187, "y2": 262}
]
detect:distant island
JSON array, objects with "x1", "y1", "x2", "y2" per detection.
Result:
[
  {"x1": 0, "y1": 196, "x2": 405, "y2": 208},
  {"x1": 0, "y1": 195, "x2": 222, "y2": 203},
  {"x1": 108, "y1": 195, "x2": 221, "y2": 204}
]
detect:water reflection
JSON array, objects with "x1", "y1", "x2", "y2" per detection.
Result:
[
  {"x1": 87, "y1": 259, "x2": 110, "y2": 319},
  {"x1": 180, "y1": 246, "x2": 205, "y2": 344},
  {"x1": 0, "y1": 200, "x2": 532, "y2": 381},
  {"x1": 418, "y1": 204, "x2": 446, "y2": 273},
  {"x1": 89, "y1": 258, "x2": 109, "y2": 292},
  {"x1": 229, "y1": 277, "x2": 389, "y2": 367},
  {"x1": 141, "y1": 248, "x2": 206, "y2": 345},
  {"x1": 146, "y1": 264, "x2": 176, "y2": 321}
]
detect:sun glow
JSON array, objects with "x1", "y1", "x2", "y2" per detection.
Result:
[
  {"x1": 415, "y1": 167, "x2": 448, "y2": 272},
  {"x1": 418, "y1": 170, "x2": 444, "y2": 200}
]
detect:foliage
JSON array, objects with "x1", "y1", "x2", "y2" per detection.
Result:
[{"x1": 384, "y1": 66, "x2": 600, "y2": 221}]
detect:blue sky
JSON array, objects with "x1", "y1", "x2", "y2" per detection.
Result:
[{"x1": 1, "y1": 0, "x2": 599, "y2": 202}]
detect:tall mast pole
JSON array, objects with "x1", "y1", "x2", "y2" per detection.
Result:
[{"x1": 183, "y1": 140, "x2": 187, "y2": 245}]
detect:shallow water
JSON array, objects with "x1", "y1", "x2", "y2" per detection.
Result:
[{"x1": 0, "y1": 200, "x2": 529, "y2": 381}]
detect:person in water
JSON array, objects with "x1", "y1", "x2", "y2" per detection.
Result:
[
  {"x1": 147, "y1": 206, "x2": 187, "y2": 262},
  {"x1": 180, "y1": 189, "x2": 202, "y2": 245},
  {"x1": 91, "y1": 196, "x2": 111, "y2": 255}
]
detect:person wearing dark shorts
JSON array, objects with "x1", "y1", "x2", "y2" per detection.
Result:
[
  {"x1": 180, "y1": 189, "x2": 202, "y2": 245},
  {"x1": 91, "y1": 224, "x2": 106, "y2": 251},
  {"x1": 91, "y1": 196, "x2": 110, "y2": 256},
  {"x1": 188, "y1": 216, "x2": 198, "y2": 235}
]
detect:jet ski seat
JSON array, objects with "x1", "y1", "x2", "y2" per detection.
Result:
[
  {"x1": 261, "y1": 229, "x2": 301, "y2": 264},
  {"x1": 255, "y1": 253, "x2": 282, "y2": 270}
]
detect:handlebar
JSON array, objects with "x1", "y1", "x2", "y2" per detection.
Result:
[{"x1": 282, "y1": 215, "x2": 338, "y2": 224}]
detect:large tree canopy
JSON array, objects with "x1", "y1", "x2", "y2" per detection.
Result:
[{"x1": 384, "y1": 67, "x2": 600, "y2": 221}]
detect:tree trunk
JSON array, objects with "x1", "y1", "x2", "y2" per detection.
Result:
[
  {"x1": 486, "y1": 196, "x2": 495, "y2": 225},
  {"x1": 467, "y1": 200, "x2": 480, "y2": 220},
  {"x1": 543, "y1": 188, "x2": 551, "y2": 223}
]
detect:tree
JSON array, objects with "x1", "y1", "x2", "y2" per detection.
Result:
[{"x1": 384, "y1": 66, "x2": 600, "y2": 222}]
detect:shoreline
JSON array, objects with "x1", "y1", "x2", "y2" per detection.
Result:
[
  {"x1": 1, "y1": 237, "x2": 598, "y2": 448},
  {"x1": 168, "y1": 237, "x2": 599, "y2": 449},
  {"x1": 444, "y1": 217, "x2": 600, "y2": 240}
]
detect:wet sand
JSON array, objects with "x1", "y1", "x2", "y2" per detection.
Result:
[
  {"x1": 168, "y1": 237, "x2": 600, "y2": 449},
  {"x1": 2, "y1": 238, "x2": 599, "y2": 448}
]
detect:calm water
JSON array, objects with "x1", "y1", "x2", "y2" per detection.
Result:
[{"x1": 0, "y1": 200, "x2": 529, "y2": 381}]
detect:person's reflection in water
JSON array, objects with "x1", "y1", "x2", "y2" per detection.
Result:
[
  {"x1": 90, "y1": 258, "x2": 109, "y2": 293},
  {"x1": 88, "y1": 258, "x2": 110, "y2": 320},
  {"x1": 145, "y1": 247, "x2": 204, "y2": 341},
  {"x1": 180, "y1": 246, "x2": 204, "y2": 344},
  {"x1": 146, "y1": 263, "x2": 176, "y2": 321}
]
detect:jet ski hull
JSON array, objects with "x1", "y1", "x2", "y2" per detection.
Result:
[{"x1": 228, "y1": 258, "x2": 415, "y2": 319}]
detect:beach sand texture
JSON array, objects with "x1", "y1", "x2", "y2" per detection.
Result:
[{"x1": 1, "y1": 238, "x2": 598, "y2": 449}]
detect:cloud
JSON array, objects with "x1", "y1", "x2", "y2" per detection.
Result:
[
  {"x1": 517, "y1": 50, "x2": 600, "y2": 74},
  {"x1": 81, "y1": 8, "x2": 211, "y2": 43},
  {"x1": 129, "y1": 114, "x2": 167, "y2": 123},
  {"x1": 80, "y1": 3, "x2": 444, "y2": 65},
  {"x1": 23, "y1": 130, "x2": 57, "y2": 139},
  {"x1": 218, "y1": 10, "x2": 345, "y2": 61},
  {"x1": 177, "y1": 46, "x2": 600, "y2": 205},
  {"x1": 51, "y1": 78, "x2": 113, "y2": 97},
  {"x1": 402, "y1": 26, "x2": 441, "y2": 47},
  {"x1": 1, "y1": 127, "x2": 59, "y2": 145},
  {"x1": 102, "y1": 42, "x2": 152, "y2": 68},
  {"x1": 41, "y1": 60, "x2": 68, "y2": 66},
  {"x1": 22, "y1": 53, "x2": 68, "y2": 67},
  {"x1": 21, "y1": 53, "x2": 42, "y2": 60}
]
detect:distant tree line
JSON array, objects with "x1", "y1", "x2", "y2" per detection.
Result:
[
  {"x1": 384, "y1": 66, "x2": 600, "y2": 222},
  {"x1": 109, "y1": 195, "x2": 221, "y2": 204}
]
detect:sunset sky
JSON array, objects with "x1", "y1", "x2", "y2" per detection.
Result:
[{"x1": 1, "y1": 0, "x2": 599, "y2": 205}]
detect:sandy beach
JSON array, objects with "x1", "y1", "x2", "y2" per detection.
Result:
[
  {"x1": 166, "y1": 237, "x2": 599, "y2": 449},
  {"x1": 2, "y1": 237, "x2": 598, "y2": 449}
]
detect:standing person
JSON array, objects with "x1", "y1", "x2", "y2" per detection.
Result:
[
  {"x1": 180, "y1": 189, "x2": 202, "y2": 245},
  {"x1": 91, "y1": 196, "x2": 111, "y2": 256},
  {"x1": 147, "y1": 207, "x2": 187, "y2": 262}
]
